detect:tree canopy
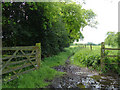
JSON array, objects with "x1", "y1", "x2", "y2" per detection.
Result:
[
  {"x1": 2, "y1": 2, "x2": 97, "y2": 58},
  {"x1": 105, "y1": 32, "x2": 120, "y2": 47}
]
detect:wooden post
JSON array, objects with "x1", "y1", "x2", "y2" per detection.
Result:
[
  {"x1": 101, "y1": 42, "x2": 105, "y2": 72},
  {"x1": 36, "y1": 43, "x2": 41, "y2": 69},
  {"x1": 85, "y1": 44, "x2": 86, "y2": 48},
  {"x1": 90, "y1": 44, "x2": 92, "y2": 51}
]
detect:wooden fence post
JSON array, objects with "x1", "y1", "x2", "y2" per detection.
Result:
[
  {"x1": 101, "y1": 42, "x2": 105, "y2": 72},
  {"x1": 90, "y1": 44, "x2": 92, "y2": 51},
  {"x1": 36, "y1": 43, "x2": 41, "y2": 69}
]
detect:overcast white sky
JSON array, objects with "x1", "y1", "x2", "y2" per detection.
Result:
[{"x1": 73, "y1": 0, "x2": 119, "y2": 44}]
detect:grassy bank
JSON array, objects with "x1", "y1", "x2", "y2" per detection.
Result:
[
  {"x1": 2, "y1": 46, "x2": 80, "y2": 88},
  {"x1": 70, "y1": 45, "x2": 120, "y2": 74}
]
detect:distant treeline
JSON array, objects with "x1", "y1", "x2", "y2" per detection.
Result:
[{"x1": 71, "y1": 42, "x2": 101, "y2": 46}]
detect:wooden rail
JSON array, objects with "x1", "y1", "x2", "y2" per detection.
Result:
[
  {"x1": 2, "y1": 46, "x2": 38, "y2": 50},
  {"x1": 2, "y1": 43, "x2": 41, "y2": 82},
  {"x1": 104, "y1": 48, "x2": 120, "y2": 50},
  {"x1": 100, "y1": 42, "x2": 120, "y2": 71}
]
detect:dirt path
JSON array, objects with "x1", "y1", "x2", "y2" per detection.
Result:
[{"x1": 47, "y1": 55, "x2": 120, "y2": 89}]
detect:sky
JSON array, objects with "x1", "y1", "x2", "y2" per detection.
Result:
[{"x1": 73, "y1": 0, "x2": 119, "y2": 44}]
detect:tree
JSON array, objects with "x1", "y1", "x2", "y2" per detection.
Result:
[
  {"x1": 2, "y1": 2, "x2": 97, "y2": 58},
  {"x1": 60, "y1": 2, "x2": 97, "y2": 42},
  {"x1": 105, "y1": 32, "x2": 120, "y2": 47}
]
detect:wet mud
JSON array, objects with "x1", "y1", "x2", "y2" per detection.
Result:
[{"x1": 47, "y1": 56, "x2": 120, "y2": 89}]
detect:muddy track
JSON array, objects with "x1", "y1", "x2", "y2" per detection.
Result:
[{"x1": 46, "y1": 54, "x2": 120, "y2": 89}]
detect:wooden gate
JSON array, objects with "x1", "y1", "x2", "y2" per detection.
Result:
[
  {"x1": 2, "y1": 43, "x2": 41, "y2": 82},
  {"x1": 101, "y1": 42, "x2": 120, "y2": 71}
]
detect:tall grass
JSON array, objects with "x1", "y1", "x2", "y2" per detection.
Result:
[
  {"x1": 70, "y1": 45, "x2": 120, "y2": 74},
  {"x1": 70, "y1": 47, "x2": 101, "y2": 70}
]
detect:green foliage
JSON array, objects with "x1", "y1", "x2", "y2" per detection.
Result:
[
  {"x1": 2, "y1": 2, "x2": 97, "y2": 57},
  {"x1": 71, "y1": 46, "x2": 120, "y2": 74},
  {"x1": 71, "y1": 47, "x2": 101, "y2": 70},
  {"x1": 105, "y1": 32, "x2": 120, "y2": 47},
  {"x1": 61, "y1": 3, "x2": 97, "y2": 42}
]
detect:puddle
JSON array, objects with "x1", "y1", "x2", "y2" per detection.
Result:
[
  {"x1": 50, "y1": 70, "x2": 119, "y2": 89},
  {"x1": 76, "y1": 74, "x2": 119, "y2": 89},
  {"x1": 49, "y1": 59, "x2": 120, "y2": 89},
  {"x1": 89, "y1": 75, "x2": 119, "y2": 89}
]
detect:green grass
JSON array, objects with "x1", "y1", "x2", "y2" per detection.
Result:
[
  {"x1": 70, "y1": 46, "x2": 101, "y2": 69},
  {"x1": 70, "y1": 45, "x2": 120, "y2": 74},
  {"x1": 2, "y1": 46, "x2": 80, "y2": 88}
]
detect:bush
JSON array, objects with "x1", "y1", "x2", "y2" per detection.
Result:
[{"x1": 71, "y1": 46, "x2": 120, "y2": 74}]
